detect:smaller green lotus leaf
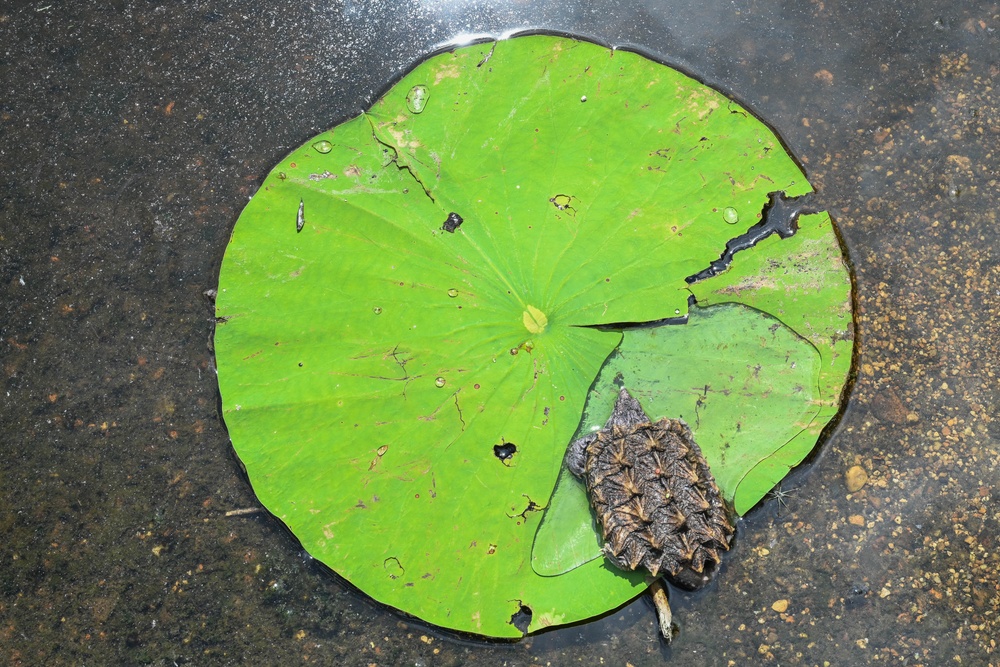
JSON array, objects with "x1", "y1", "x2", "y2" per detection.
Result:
[
  {"x1": 689, "y1": 211, "x2": 854, "y2": 512},
  {"x1": 530, "y1": 466, "x2": 603, "y2": 576},
  {"x1": 532, "y1": 302, "x2": 822, "y2": 574}
]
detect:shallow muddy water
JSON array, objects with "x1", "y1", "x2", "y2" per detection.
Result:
[{"x1": 1, "y1": 1, "x2": 998, "y2": 665}]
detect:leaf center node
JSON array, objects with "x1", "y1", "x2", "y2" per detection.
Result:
[{"x1": 522, "y1": 305, "x2": 548, "y2": 334}]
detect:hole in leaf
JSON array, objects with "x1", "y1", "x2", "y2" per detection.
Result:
[
  {"x1": 441, "y1": 212, "x2": 463, "y2": 233},
  {"x1": 506, "y1": 495, "x2": 544, "y2": 524},
  {"x1": 548, "y1": 193, "x2": 576, "y2": 216},
  {"x1": 509, "y1": 603, "x2": 532, "y2": 634},
  {"x1": 493, "y1": 441, "x2": 517, "y2": 464},
  {"x1": 685, "y1": 190, "x2": 814, "y2": 284}
]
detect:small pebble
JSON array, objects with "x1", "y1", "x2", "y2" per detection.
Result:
[
  {"x1": 771, "y1": 599, "x2": 789, "y2": 613},
  {"x1": 845, "y1": 465, "x2": 869, "y2": 492}
]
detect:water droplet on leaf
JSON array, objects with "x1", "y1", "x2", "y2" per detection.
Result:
[
  {"x1": 447, "y1": 288, "x2": 459, "y2": 298},
  {"x1": 406, "y1": 85, "x2": 429, "y2": 114},
  {"x1": 434, "y1": 377, "x2": 446, "y2": 387},
  {"x1": 312, "y1": 140, "x2": 333, "y2": 154},
  {"x1": 723, "y1": 207, "x2": 739, "y2": 224},
  {"x1": 372, "y1": 306, "x2": 383, "y2": 315}
]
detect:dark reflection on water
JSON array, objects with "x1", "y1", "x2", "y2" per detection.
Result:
[{"x1": 2, "y1": 0, "x2": 998, "y2": 665}]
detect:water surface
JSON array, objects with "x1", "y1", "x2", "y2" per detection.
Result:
[{"x1": 1, "y1": 1, "x2": 998, "y2": 665}]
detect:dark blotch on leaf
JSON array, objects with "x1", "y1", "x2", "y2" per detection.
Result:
[
  {"x1": 494, "y1": 442, "x2": 517, "y2": 463},
  {"x1": 509, "y1": 603, "x2": 532, "y2": 634},
  {"x1": 442, "y1": 212, "x2": 464, "y2": 233}
]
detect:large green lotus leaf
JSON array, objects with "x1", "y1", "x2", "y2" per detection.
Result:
[
  {"x1": 215, "y1": 34, "x2": 824, "y2": 637},
  {"x1": 532, "y1": 302, "x2": 822, "y2": 575}
]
